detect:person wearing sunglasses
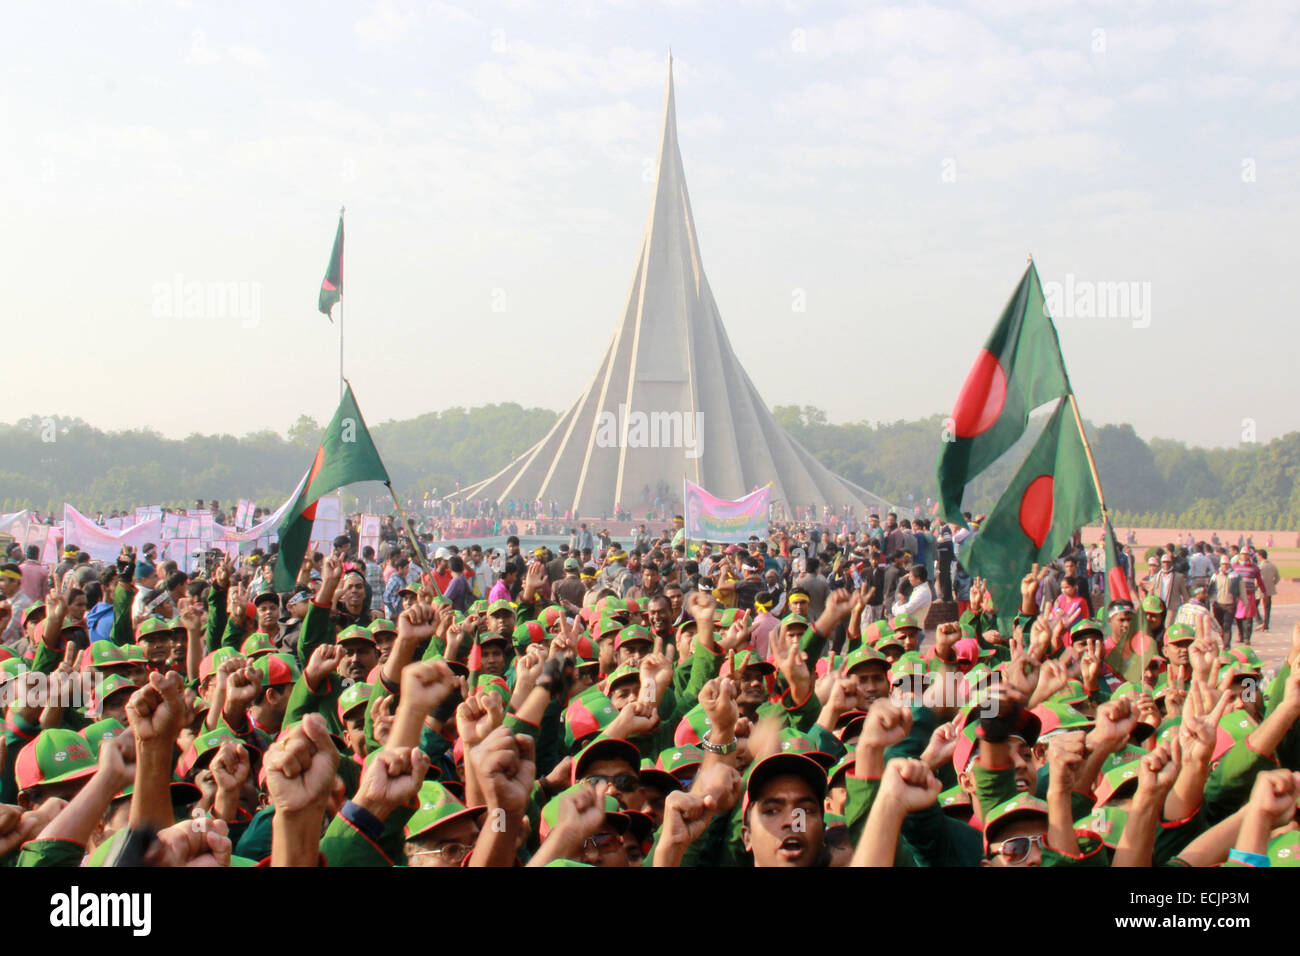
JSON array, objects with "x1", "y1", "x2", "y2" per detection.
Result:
[
  {"x1": 572, "y1": 738, "x2": 645, "y2": 812},
  {"x1": 982, "y1": 795, "x2": 1050, "y2": 867},
  {"x1": 404, "y1": 781, "x2": 486, "y2": 868}
]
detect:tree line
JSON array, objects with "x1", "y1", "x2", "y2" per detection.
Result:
[{"x1": 1, "y1": 406, "x2": 1296, "y2": 531}]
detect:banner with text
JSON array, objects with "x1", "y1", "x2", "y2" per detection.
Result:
[{"x1": 682, "y1": 479, "x2": 770, "y2": 544}]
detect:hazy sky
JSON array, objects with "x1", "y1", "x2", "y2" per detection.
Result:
[{"x1": 3, "y1": 0, "x2": 1297, "y2": 449}]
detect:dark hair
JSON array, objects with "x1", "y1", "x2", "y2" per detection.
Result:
[
  {"x1": 84, "y1": 582, "x2": 103, "y2": 606},
  {"x1": 506, "y1": 536, "x2": 520, "y2": 547},
  {"x1": 449, "y1": 556, "x2": 465, "y2": 573},
  {"x1": 99, "y1": 566, "x2": 118, "y2": 587},
  {"x1": 166, "y1": 570, "x2": 188, "y2": 591},
  {"x1": 25, "y1": 545, "x2": 39, "y2": 561},
  {"x1": 910, "y1": 564, "x2": 928, "y2": 583}
]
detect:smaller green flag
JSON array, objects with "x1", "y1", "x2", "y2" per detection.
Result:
[
  {"x1": 318, "y1": 213, "x2": 343, "y2": 320},
  {"x1": 957, "y1": 398, "x2": 1101, "y2": 626}
]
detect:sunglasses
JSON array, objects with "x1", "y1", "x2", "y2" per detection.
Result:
[
  {"x1": 989, "y1": 834, "x2": 1045, "y2": 864},
  {"x1": 584, "y1": 830, "x2": 622, "y2": 851},
  {"x1": 586, "y1": 772, "x2": 641, "y2": 793},
  {"x1": 408, "y1": 841, "x2": 473, "y2": 865}
]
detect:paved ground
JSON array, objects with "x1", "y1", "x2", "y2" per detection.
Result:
[{"x1": 1242, "y1": 603, "x2": 1296, "y2": 673}]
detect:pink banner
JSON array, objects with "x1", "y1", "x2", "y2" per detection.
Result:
[{"x1": 683, "y1": 479, "x2": 770, "y2": 543}]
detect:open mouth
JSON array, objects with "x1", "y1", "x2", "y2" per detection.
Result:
[{"x1": 778, "y1": 836, "x2": 806, "y2": 860}]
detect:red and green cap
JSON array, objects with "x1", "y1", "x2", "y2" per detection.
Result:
[
  {"x1": 1109, "y1": 681, "x2": 1144, "y2": 701},
  {"x1": 80, "y1": 718, "x2": 126, "y2": 755},
  {"x1": 1216, "y1": 660, "x2": 1262, "y2": 685},
  {"x1": 721, "y1": 649, "x2": 775, "y2": 679},
  {"x1": 337, "y1": 682, "x2": 373, "y2": 722},
  {"x1": 198, "y1": 647, "x2": 241, "y2": 683},
  {"x1": 715, "y1": 608, "x2": 741, "y2": 630},
  {"x1": 1140, "y1": 595, "x2": 1166, "y2": 615},
  {"x1": 1069, "y1": 618, "x2": 1104, "y2": 640},
  {"x1": 1212, "y1": 709, "x2": 1260, "y2": 762},
  {"x1": 864, "y1": 620, "x2": 895, "y2": 644},
  {"x1": 614, "y1": 625, "x2": 652, "y2": 652},
  {"x1": 539, "y1": 784, "x2": 628, "y2": 841},
  {"x1": 82, "y1": 642, "x2": 129, "y2": 671},
  {"x1": 673, "y1": 703, "x2": 713, "y2": 747},
  {"x1": 890, "y1": 612, "x2": 920, "y2": 632},
  {"x1": 573, "y1": 737, "x2": 642, "y2": 784},
  {"x1": 539, "y1": 606, "x2": 566, "y2": 630},
  {"x1": 1154, "y1": 716, "x2": 1182, "y2": 747},
  {"x1": 742, "y1": 752, "x2": 828, "y2": 818},
  {"x1": 15, "y1": 729, "x2": 99, "y2": 792},
  {"x1": 835, "y1": 710, "x2": 868, "y2": 743},
  {"x1": 890, "y1": 651, "x2": 929, "y2": 681},
  {"x1": 982, "y1": 794, "x2": 1049, "y2": 850},
  {"x1": 844, "y1": 646, "x2": 889, "y2": 676},
  {"x1": 569, "y1": 633, "x2": 597, "y2": 662},
  {"x1": 90, "y1": 674, "x2": 139, "y2": 717},
  {"x1": 603, "y1": 664, "x2": 641, "y2": 694},
  {"x1": 656, "y1": 745, "x2": 704, "y2": 780},
  {"x1": 938, "y1": 786, "x2": 972, "y2": 812},
  {"x1": 240, "y1": 633, "x2": 277, "y2": 658},
  {"x1": 474, "y1": 675, "x2": 511, "y2": 706},
  {"x1": 487, "y1": 599, "x2": 516, "y2": 618},
  {"x1": 563, "y1": 685, "x2": 620, "y2": 751},
  {"x1": 118, "y1": 644, "x2": 148, "y2": 666},
  {"x1": 405, "y1": 780, "x2": 486, "y2": 841},
  {"x1": 873, "y1": 632, "x2": 906, "y2": 654},
  {"x1": 252, "y1": 652, "x2": 298, "y2": 688},
  {"x1": 827, "y1": 754, "x2": 855, "y2": 788},
  {"x1": 1165, "y1": 623, "x2": 1196, "y2": 645},
  {"x1": 513, "y1": 621, "x2": 546, "y2": 648},
  {"x1": 476, "y1": 629, "x2": 509, "y2": 649},
  {"x1": 22, "y1": 601, "x2": 47, "y2": 627},
  {"x1": 1049, "y1": 680, "x2": 1089, "y2": 707},
  {"x1": 136, "y1": 617, "x2": 173, "y2": 642},
  {"x1": 595, "y1": 615, "x2": 624, "y2": 639},
  {"x1": 468, "y1": 599, "x2": 488, "y2": 616},
  {"x1": 602, "y1": 597, "x2": 630, "y2": 618},
  {"x1": 368, "y1": 618, "x2": 397, "y2": 637},
  {"x1": 338, "y1": 624, "x2": 376, "y2": 647},
  {"x1": 0, "y1": 657, "x2": 29, "y2": 686},
  {"x1": 639, "y1": 758, "x2": 682, "y2": 795},
  {"x1": 1075, "y1": 805, "x2": 1128, "y2": 849},
  {"x1": 1094, "y1": 758, "x2": 1141, "y2": 806},
  {"x1": 1031, "y1": 700, "x2": 1090, "y2": 738},
  {"x1": 1223, "y1": 644, "x2": 1264, "y2": 670},
  {"x1": 779, "y1": 613, "x2": 810, "y2": 633},
  {"x1": 952, "y1": 710, "x2": 984, "y2": 773},
  {"x1": 177, "y1": 727, "x2": 243, "y2": 778},
  {"x1": 778, "y1": 730, "x2": 835, "y2": 769}
]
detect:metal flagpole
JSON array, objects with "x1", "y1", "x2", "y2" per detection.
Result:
[{"x1": 338, "y1": 205, "x2": 345, "y2": 400}]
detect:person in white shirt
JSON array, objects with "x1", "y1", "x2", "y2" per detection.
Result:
[{"x1": 890, "y1": 563, "x2": 934, "y2": 620}]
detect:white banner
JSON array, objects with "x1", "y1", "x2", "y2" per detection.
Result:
[{"x1": 62, "y1": 505, "x2": 163, "y2": 563}]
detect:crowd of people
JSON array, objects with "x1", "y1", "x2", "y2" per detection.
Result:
[{"x1": 0, "y1": 506, "x2": 1296, "y2": 869}]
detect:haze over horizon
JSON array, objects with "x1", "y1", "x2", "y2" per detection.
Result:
[{"x1": 4, "y1": 1, "x2": 1297, "y2": 450}]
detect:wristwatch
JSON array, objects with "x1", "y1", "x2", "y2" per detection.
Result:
[{"x1": 699, "y1": 732, "x2": 737, "y2": 755}]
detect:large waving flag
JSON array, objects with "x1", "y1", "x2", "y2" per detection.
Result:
[
  {"x1": 956, "y1": 398, "x2": 1101, "y2": 625},
  {"x1": 272, "y1": 384, "x2": 390, "y2": 590},
  {"x1": 318, "y1": 213, "x2": 344, "y2": 320},
  {"x1": 937, "y1": 263, "x2": 1071, "y2": 524}
]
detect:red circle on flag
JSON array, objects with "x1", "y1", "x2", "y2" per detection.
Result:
[
  {"x1": 950, "y1": 349, "x2": 1008, "y2": 438},
  {"x1": 1018, "y1": 475, "x2": 1054, "y2": 549}
]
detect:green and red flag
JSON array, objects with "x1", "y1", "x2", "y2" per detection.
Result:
[
  {"x1": 937, "y1": 263, "x2": 1071, "y2": 524},
  {"x1": 318, "y1": 213, "x2": 343, "y2": 320},
  {"x1": 956, "y1": 398, "x2": 1101, "y2": 626},
  {"x1": 272, "y1": 384, "x2": 390, "y2": 591},
  {"x1": 1099, "y1": 514, "x2": 1153, "y2": 681}
]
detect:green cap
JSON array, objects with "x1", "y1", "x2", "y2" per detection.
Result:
[
  {"x1": 595, "y1": 615, "x2": 624, "y2": 639},
  {"x1": 863, "y1": 620, "x2": 895, "y2": 644},
  {"x1": 983, "y1": 794, "x2": 1049, "y2": 847},
  {"x1": 91, "y1": 674, "x2": 139, "y2": 715},
  {"x1": 614, "y1": 625, "x2": 652, "y2": 651},
  {"x1": 1269, "y1": 829, "x2": 1300, "y2": 866},
  {"x1": 84, "y1": 642, "x2": 128, "y2": 669},
  {"x1": 337, "y1": 682, "x2": 373, "y2": 722},
  {"x1": 239, "y1": 632, "x2": 277, "y2": 658},
  {"x1": 177, "y1": 728, "x2": 242, "y2": 778},
  {"x1": 487, "y1": 599, "x2": 515, "y2": 617},
  {"x1": 539, "y1": 783, "x2": 627, "y2": 840},
  {"x1": 843, "y1": 646, "x2": 889, "y2": 676},
  {"x1": 252, "y1": 652, "x2": 299, "y2": 688},
  {"x1": 1049, "y1": 680, "x2": 1089, "y2": 707},
  {"x1": 338, "y1": 624, "x2": 376, "y2": 646},
  {"x1": 938, "y1": 786, "x2": 972, "y2": 811},
  {"x1": 1165, "y1": 623, "x2": 1196, "y2": 644},
  {"x1": 474, "y1": 674, "x2": 511, "y2": 705},
  {"x1": 368, "y1": 618, "x2": 397, "y2": 636},
  {"x1": 136, "y1": 617, "x2": 172, "y2": 641},
  {"x1": 873, "y1": 632, "x2": 905, "y2": 653},
  {"x1": 1094, "y1": 758, "x2": 1141, "y2": 806},
  {"x1": 1141, "y1": 595, "x2": 1166, "y2": 614},
  {"x1": 1109, "y1": 681, "x2": 1144, "y2": 700},
  {"x1": 1069, "y1": 618, "x2": 1104, "y2": 639},
  {"x1": 778, "y1": 730, "x2": 834, "y2": 768},
  {"x1": 80, "y1": 718, "x2": 126, "y2": 755},
  {"x1": 513, "y1": 621, "x2": 546, "y2": 647},
  {"x1": 890, "y1": 650, "x2": 928, "y2": 680},
  {"x1": 0, "y1": 657, "x2": 30, "y2": 685},
  {"x1": 405, "y1": 780, "x2": 486, "y2": 841},
  {"x1": 604, "y1": 664, "x2": 641, "y2": 692},
  {"x1": 890, "y1": 612, "x2": 920, "y2": 631},
  {"x1": 1076, "y1": 805, "x2": 1128, "y2": 849},
  {"x1": 725, "y1": 649, "x2": 775, "y2": 678},
  {"x1": 655, "y1": 744, "x2": 705, "y2": 778},
  {"x1": 779, "y1": 613, "x2": 810, "y2": 631}
]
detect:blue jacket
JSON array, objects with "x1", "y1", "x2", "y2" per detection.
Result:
[{"x1": 87, "y1": 602, "x2": 115, "y2": 642}]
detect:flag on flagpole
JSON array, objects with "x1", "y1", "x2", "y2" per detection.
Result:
[
  {"x1": 1100, "y1": 513, "x2": 1153, "y2": 682},
  {"x1": 318, "y1": 213, "x2": 344, "y2": 320},
  {"x1": 937, "y1": 263, "x2": 1071, "y2": 524},
  {"x1": 956, "y1": 398, "x2": 1101, "y2": 627},
  {"x1": 272, "y1": 384, "x2": 390, "y2": 591}
]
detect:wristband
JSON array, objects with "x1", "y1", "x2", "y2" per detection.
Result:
[
  {"x1": 340, "y1": 800, "x2": 385, "y2": 840},
  {"x1": 1227, "y1": 848, "x2": 1269, "y2": 867},
  {"x1": 432, "y1": 688, "x2": 462, "y2": 724},
  {"x1": 699, "y1": 732, "x2": 737, "y2": 755}
]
